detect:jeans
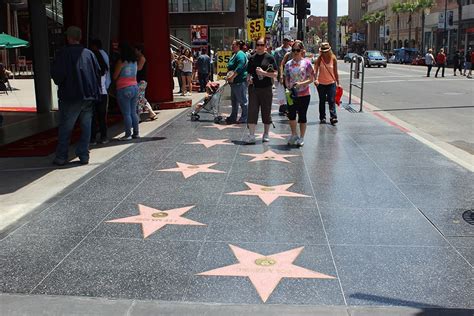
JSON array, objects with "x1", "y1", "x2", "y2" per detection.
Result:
[
  {"x1": 117, "y1": 85, "x2": 139, "y2": 137},
  {"x1": 198, "y1": 72, "x2": 209, "y2": 92},
  {"x1": 426, "y1": 64, "x2": 433, "y2": 77},
  {"x1": 435, "y1": 64, "x2": 445, "y2": 77},
  {"x1": 229, "y1": 81, "x2": 248, "y2": 122},
  {"x1": 91, "y1": 94, "x2": 108, "y2": 141},
  {"x1": 317, "y1": 83, "x2": 337, "y2": 120},
  {"x1": 55, "y1": 99, "x2": 94, "y2": 162}
]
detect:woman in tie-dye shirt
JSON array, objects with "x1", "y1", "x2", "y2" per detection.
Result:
[{"x1": 284, "y1": 41, "x2": 314, "y2": 147}]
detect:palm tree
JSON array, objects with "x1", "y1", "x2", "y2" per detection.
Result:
[
  {"x1": 416, "y1": 0, "x2": 435, "y2": 53},
  {"x1": 400, "y1": 1, "x2": 418, "y2": 48},
  {"x1": 391, "y1": 2, "x2": 403, "y2": 48},
  {"x1": 373, "y1": 11, "x2": 386, "y2": 50},
  {"x1": 362, "y1": 12, "x2": 376, "y2": 49},
  {"x1": 319, "y1": 22, "x2": 328, "y2": 41}
]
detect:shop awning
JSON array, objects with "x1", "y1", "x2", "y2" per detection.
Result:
[{"x1": 0, "y1": 33, "x2": 29, "y2": 49}]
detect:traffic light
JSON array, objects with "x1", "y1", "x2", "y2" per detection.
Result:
[{"x1": 296, "y1": 0, "x2": 311, "y2": 20}]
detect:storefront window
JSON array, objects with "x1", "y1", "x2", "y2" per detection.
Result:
[
  {"x1": 168, "y1": 0, "x2": 178, "y2": 12},
  {"x1": 181, "y1": 0, "x2": 235, "y2": 12},
  {"x1": 206, "y1": 0, "x2": 222, "y2": 11},
  {"x1": 209, "y1": 27, "x2": 237, "y2": 52}
]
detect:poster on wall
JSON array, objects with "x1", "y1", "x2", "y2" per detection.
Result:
[
  {"x1": 217, "y1": 51, "x2": 233, "y2": 80},
  {"x1": 191, "y1": 25, "x2": 209, "y2": 45}
]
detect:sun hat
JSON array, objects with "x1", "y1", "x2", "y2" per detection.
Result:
[{"x1": 319, "y1": 42, "x2": 331, "y2": 53}]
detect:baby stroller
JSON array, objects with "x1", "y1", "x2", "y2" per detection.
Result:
[{"x1": 190, "y1": 81, "x2": 226, "y2": 123}]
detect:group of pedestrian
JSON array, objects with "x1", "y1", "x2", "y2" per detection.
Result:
[
  {"x1": 225, "y1": 37, "x2": 341, "y2": 147},
  {"x1": 425, "y1": 47, "x2": 473, "y2": 78},
  {"x1": 173, "y1": 46, "x2": 213, "y2": 96},
  {"x1": 51, "y1": 26, "x2": 157, "y2": 166}
]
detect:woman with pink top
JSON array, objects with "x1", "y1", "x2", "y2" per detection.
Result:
[
  {"x1": 284, "y1": 40, "x2": 314, "y2": 147},
  {"x1": 113, "y1": 42, "x2": 139, "y2": 140},
  {"x1": 313, "y1": 42, "x2": 340, "y2": 125}
]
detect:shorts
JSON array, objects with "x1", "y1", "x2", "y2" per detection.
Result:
[
  {"x1": 182, "y1": 72, "x2": 192, "y2": 77},
  {"x1": 248, "y1": 85, "x2": 273, "y2": 125}
]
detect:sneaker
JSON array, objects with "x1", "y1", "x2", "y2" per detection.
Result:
[
  {"x1": 320, "y1": 119, "x2": 326, "y2": 124},
  {"x1": 98, "y1": 138, "x2": 109, "y2": 144},
  {"x1": 89, "y1": 140, "x2": 97, "y2": 146},
  {"x1": 186, "y1": 92, "x2": 191, "y2": 96},
  {"x1": 225, "y1": 117, "x2": 237, "y2": 125},
  {"x1": 296, "y1": 137, "x2": 304, "y2": 147},
  {"x1": 243, "y1": 134, "x2": 256, "y2": 144},
  {"x1": 330, "y1": 118, "x2": 338, "y2": 125},
  {"x1": 119, "y1": 135, "x2": 132, "y2": 141},
  {"x1": 287, "y1": 135, "x2": 298, "y2": 146},
  {"x1": 262, "y1": 133, "x2": 270, "y2": 142},
  {"x1": 132, "y1": 135, "x2": 141, "y2": 139},
  {"x1": 79, "y1": 158, "x2": 89, "y2": 165}
]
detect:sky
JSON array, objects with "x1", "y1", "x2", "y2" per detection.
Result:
[{"x1": 266, "y1": 0, "x2": 348, "y2": 18}]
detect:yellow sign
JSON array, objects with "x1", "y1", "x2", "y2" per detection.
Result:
[
  {"x1": 247, "y1": 18, "x2": 265, "y2": 41},
  {"x1": 217, "y1": 51, "x2": 233, "y2": 80}
]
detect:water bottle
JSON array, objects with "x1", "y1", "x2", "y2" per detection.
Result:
[{"x1": 257, "y1": 67, "x2": 263, "y2": 80}]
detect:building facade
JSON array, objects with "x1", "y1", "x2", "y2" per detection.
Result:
[
  {"x1": 168, "y1": 0, "x2": 246, "y2": 52},
  {"x1": 363, "y1": 0, "x2": 474, "y2": 54}
]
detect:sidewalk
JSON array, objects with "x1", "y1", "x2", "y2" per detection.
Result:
[{"x1": 0, "y1": 87, "x2": 472, "y2": 315}]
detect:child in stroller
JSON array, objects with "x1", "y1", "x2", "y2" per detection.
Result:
[{"x1": 190, "y1": 81, "x2": 223, "y2": 122}]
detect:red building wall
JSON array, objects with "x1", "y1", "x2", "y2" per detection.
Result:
[{"x1": 64, "y1": 0, "x2": 173, "y2": 103}]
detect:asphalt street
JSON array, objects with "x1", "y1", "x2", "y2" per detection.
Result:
[{"x1": 338, "y1": 62, "x2": 474, "y2": 155}]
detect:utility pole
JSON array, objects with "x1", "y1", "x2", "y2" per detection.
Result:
[
  {"x1": 328, "y1": 0, "x2": 337, "y2": 49},
  {"x1": 443, "y1": 0, "x2": 447, "y2": 51},
  {"x1": 279, "y1": 0, "x2": 283, "y2": 45}
]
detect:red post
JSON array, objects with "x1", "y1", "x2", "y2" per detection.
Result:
[{"x1": 141, "y1": 0, "x2": 173, "y2": 103}]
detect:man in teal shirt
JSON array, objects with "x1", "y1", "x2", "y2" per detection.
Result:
[{"x1": 226, "y1": 40, "x2": 248, "y2": 124}]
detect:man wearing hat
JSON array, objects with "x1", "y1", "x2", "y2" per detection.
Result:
[
  {"x1": 273, "y1": 36, "x2": 292, "y2": 115},
  {"x1": 51, "y1": 26, "x2": 101, "y2": 166}
]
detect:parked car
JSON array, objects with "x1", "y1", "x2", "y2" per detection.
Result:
[
  {"x1": 363, "y1": 50, "x2": 387, "y2": 67},
  {"x1": 393, "y1": 48, "x2": 419, "y2": 64},
  {"x1": 344, "y1": 53, "x2": 357, "y2": 63},
  {"x1": 411, "y1": 55, "x2": 426, "y2": 66}
]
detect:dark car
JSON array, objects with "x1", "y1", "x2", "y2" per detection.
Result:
[
  {"x1": 363, "y1": 50, "x2": 387, "y2": 67},
  {"x1": 344, "y1": 53, "x2": 357, "y2": 63}
]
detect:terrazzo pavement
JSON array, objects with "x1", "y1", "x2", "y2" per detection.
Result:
[{"x1": 1, "y1": 86, "x2": 473, "y2": 315}]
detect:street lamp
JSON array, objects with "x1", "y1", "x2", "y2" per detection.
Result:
[{"x1": 443, "y1": 0, "x2": 447, "y2": 51}]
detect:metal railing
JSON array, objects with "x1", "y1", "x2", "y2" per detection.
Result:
[
  {"x1": 348, "y1": 54, "x2": 365, "y2": 112},
  {"x1": 170, "y1": 34, "x2": 191, "y2": 53}
]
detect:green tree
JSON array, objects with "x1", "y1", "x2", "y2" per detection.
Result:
[
  {"x1": 391, "y1": 2, "x2": 403, "y2": 48},
  {"x1": 416, "y1": 0, "x2": 435, "y2": 53},
  {"x1": 319, "y1": 22, "x2": 328, "y2": 41}
]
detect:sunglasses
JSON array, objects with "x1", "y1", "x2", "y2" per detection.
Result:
[
  {"x1": 256, "y1": 43, "x2": 265, "y2": 47},
  {"x1": 292, "y1": 48, "x2": 301, "y2": 53}
]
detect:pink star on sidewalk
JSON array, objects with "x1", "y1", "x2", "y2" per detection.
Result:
[
  {"x1": 227, "y1": 182, "x2": 310, "y2": 206},
  {"x1": 204, "y1": 124, "x2": 241, "y2": 130},
  {"x1": 186, "y1": 138, "x2": 233, "y2": 148},
  {"x1": 197, "y1": 244, "x2": 335, "y2": 302},
  {"x1": 106, "y1": 204, "x2": 205, "y2": 238},
  {"x1": 255, "y1": 131, "x2": 291, "y2": 140},
  {"x1": 159, "y1": 162, "x2": 225, "y2": 179},
  {"x1": 241, "y1": 150, "x2": 299, "y2": 163}
]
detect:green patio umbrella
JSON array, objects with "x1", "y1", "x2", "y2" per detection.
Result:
[{"x1": 0, "y1": 33, "x2": 29, "y2": 49}]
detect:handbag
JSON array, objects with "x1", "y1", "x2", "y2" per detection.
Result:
[{"x1": 321, "y1": 58, "x2": 343, "y2": 106}]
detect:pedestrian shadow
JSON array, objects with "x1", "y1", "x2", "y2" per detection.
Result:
[{"x1": 349, "y1": 293, "x2": 472, "y2": 315}]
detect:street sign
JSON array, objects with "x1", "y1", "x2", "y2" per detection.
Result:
[
  {"x1": 247, "y1": 18, "x2": 265, "y2": 41},
  {"x1": 217, "y1": 51, "x2": 233, "y2": 80},
  {"x1": 265, "y1": 11, "x2": 276, "y2": 28},
  {"x1": 438, "y1": 11, "x2": 454, "y2": 29}
]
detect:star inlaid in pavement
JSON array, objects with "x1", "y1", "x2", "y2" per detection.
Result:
[
  {"x1": 159, "y1": 162, "x2": 225, "y2": 179},
  {"x1": 241, "y1": 150, "x2": 299, "y2": 163},
  {"x1": 106, "y1": 204, "x2": 205, "y2": 238},
  {"x1": 255, "y1": 131, "x2": 291, "y2": 140},
  {"x1": 227, "y1": 182, "x2": 310, "y2": 206},
  {"x1": 204, "y1": 124, "x2": 241, "y2": 130},
  {"x1": 197, "y1": 244, "x2": 335, "y2": 302},
  {"x1": 186, "y1": 138, "x2": 233, "y2": 148}
]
